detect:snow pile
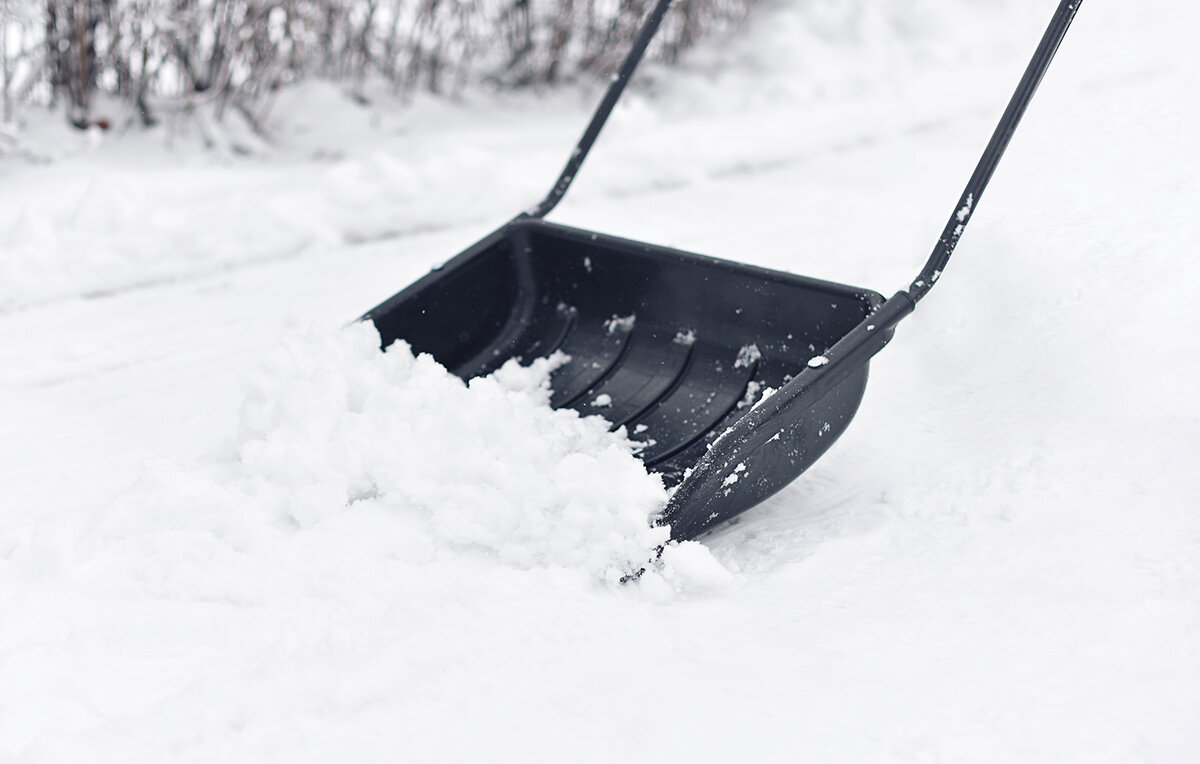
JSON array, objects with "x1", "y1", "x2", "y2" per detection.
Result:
[
  {"x1": 232, "y1": 322, "x2": 671, "y2": 575},
  {"x1": 88, "y1": 322, "x2": 681, "y2": 581},
  {"x1": 1, "y1": 323, "x2": 727, "y2": 758}
]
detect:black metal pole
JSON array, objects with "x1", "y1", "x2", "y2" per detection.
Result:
[
  {"x1": 907, "y1": 0, "x2": 1083, "y2": 304},
  {"x1": 530, "y1": 0, "x2": 1082, "y2": 305},
  {"x1": 528, "y1": 0, "x2": 676, "y2": 219}
]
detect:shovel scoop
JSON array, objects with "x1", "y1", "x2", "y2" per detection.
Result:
[{"x1": 364, "y1": 0, "x2": 1083, "y2": 541}]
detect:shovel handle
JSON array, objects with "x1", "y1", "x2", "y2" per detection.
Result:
[
  {"x1": 907, "y1": 0, "x2": 1083, "y2": 304},
  {"x1": 531, "y1": 0, "x2": 1083, "y2": 310},
  {"x1": 529, "y1": 0, "x2": 676, "y2": 219}
]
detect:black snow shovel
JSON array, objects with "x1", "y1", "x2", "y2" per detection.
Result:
[{"x1": 364, "y1": 0, "x2": 1084, "y2": 541}]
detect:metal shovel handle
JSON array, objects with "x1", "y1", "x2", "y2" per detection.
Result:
[
  {"x1": 907, "y1": 0, "x2": 1083, "y2": 304},
  {"x1": 528, "y1": 0, "x2": 676, "y2": 219},
  {"x1": 531, "y1": 0, "x2": 1083, "y2": 317}
]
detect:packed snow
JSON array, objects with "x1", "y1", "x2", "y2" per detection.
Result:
[{"x1": 3, "y1": 0, "x2": 1200, "y2": 761}]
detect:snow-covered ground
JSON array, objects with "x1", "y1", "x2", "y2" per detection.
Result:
[{"x1": 2, "y1": 1, "x2": 1199, "y2": 760}]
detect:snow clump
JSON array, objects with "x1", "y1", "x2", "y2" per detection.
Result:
[{"x1": 233, "y1": 322, "x2": 673, "y2": 576}]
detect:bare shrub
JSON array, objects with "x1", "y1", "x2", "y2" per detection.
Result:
[{"x1": 3, "y1": 0, "x2": 758, "y2": 132}]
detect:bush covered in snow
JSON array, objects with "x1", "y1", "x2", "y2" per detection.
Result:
[{"x1": 0, "y1": 0, "x2": 758, "y2": 131}]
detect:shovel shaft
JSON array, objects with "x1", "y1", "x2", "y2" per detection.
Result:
[
  {"x1": 529, "y1": 0, "x2": 676, "y2": 219},
  {"x1": 532, "y1": 0, "x2": 1083, "y2": 311},
  {"x1": 907, "y1": 0, "x2": 1083, "y2": 304}
]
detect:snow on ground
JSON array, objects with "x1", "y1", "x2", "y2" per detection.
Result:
[{"x1": 2, "y1": 0, "x2": 1200, "y2": 761}]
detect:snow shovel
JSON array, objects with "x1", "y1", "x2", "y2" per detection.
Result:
[{"x1": 364, "y1": 0, "x2": 1084, "y2": 541}]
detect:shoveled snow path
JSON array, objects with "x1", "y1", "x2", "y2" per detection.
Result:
[{"x1": 2, "y1": 2, "x2": 1199, "y2": 761}]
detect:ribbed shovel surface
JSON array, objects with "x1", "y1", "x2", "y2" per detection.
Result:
[{"x1": 366, "y1": 218, "x2": 884, "y2": 536}]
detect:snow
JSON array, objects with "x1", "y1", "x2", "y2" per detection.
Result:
[
  {"x1": 673, "y1": 328, "x2": 697, "y2": 345},
  {"x1": 3, "y1": 1, "x2": 1200, "y2": 761},
  {"x1": 604, "y1": 313, "x2": 636, "y2": 335},
  {"x1": 734, "y1": 343, "x2": 761, "y2": 368},
  {"x1": 234, "y1": 326, "x2": 672, "y2": 573},
  {"x1": 956, "y1": 193, "x2": 975, "y2": 222}
]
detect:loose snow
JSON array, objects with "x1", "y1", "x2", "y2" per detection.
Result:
[
  {"x1": 235, "y1": 324, "x2": 674, "y2": 573},
  {"x1": 734, "y1": 343, "x2": 761, "y2": 369},
  {"x1": 604, "y1": 314, "x2": 636, "y2": 335},
  {"x1": 673, "y1": 328, "x2": 697, "y2": 345}
]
